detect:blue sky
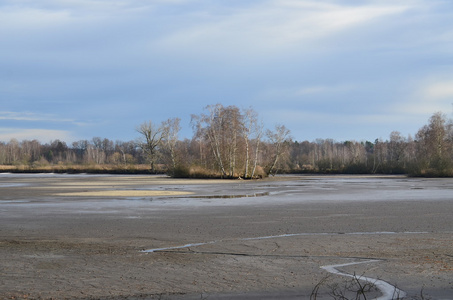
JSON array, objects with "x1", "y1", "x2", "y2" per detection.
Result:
[{"x1": 1, "y1": 0, "x2": 453, "y2": 144}]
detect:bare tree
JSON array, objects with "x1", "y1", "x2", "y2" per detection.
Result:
[
  {"x1": 161, "y1": 117, "x2": 181, "y2": 175},
  {"x1": 72, "y1": 140, "x2": 88, "y2": 163},
  {"x1": 388, "y1": 131, "x2": 407, "y2": 171},
  {"x1": 136, "y1": 121, "x2": 167, "y2": 173},
  {"x1": 48, "y1": 140, "x2": 68, "y2": 164},
  {"x1": 7, "y1": 139, "x2": 20, "y2": 164},
  {"x1": 223, "y1": 106, "x2": 242, "y2": 177},
  {"x1": 114, "y1": 140, "x2": 136, "y2": 165},
  {"x1": 90, "y1": 137, "x2": 106, "y2": 164},
  {"x1": 265, "y1": 124, "x2": 291, "y2": 176},
  {"x1": 192, "y1": 104, "x2": 224, "y2": 176},
  {"x1": 242, "y1": 107, "x2": 263, "y2": 178},
  {"x1": 192, "y1": 104, "x2": 242, "y2": 177},
  {"x1": 20, "y1": 140, "x2": 41, "y2": 165},
  {"x1": 416, "y1": 112, "x2": 453, "y2": 174}
]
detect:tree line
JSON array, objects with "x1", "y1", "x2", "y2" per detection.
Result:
[
  {"x1": 1, "y1": 105, "x2": 452, "y2": 177},
  {"x1": 290, "y1": 111, "x2": 453, "y2": 177}
]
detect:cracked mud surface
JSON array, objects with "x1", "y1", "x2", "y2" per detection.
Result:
[{"x1": 0, "y1": 174, "x2": 452, "y2": 299}]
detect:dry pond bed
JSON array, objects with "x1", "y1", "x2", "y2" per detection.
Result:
[{"x1": 0, "y1": 174, "x2": 452, "y2": 299}]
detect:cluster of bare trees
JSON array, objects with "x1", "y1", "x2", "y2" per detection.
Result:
[
  {"x1": 414, "y1": 112, "x2": 453, "y2": 175},
  {"x1": 136, "y1": 104, "x2": 291, "y2": 178},
  {"x1": 288, "y1": 112, "x2": 453, "y2": 176},
  {"x1": 135, "y1": 118, "x2": 181, "y2": 174},
  {"x1": 190, "y1": 104, "x2": 267, "y2": 178},
  {"x1": 0, "y1": 138, "x2": 142, "y2": 167},
  {"x1": 1, "y1": 108, "x2": 452, "y2": 177}
]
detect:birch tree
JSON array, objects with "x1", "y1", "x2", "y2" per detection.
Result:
[
  {"x1": 265, "y1": 124, "x2": 291, "y2": 176},
  {"x1": 242, "y1": 107, "x2": 263, "y2": 178},
  {"x1": 192, "y1": 104, "x2": 246, "y2": 177},
  {"x1": 161, "y1": 117, "x2": 181, "y2": 175},
  {"x1": 416, "y1": 112, "x2": 453, "y2": 173}
]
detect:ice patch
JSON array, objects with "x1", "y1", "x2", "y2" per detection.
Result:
[
  {"x1": 141, "y1": 231, "x2": 427, "y2": 252},
  {"x1": 321, "y1": 260, "x2": 406, "y2": 300},
  {"x1": 142, "y1": 242, "x2": 216, "y2": 253}
]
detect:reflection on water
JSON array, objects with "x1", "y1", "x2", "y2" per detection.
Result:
[
  {"x1": 0, "y1": 183, "x2": 28, "y2": 188},
  {"x1": 186, "y1": 192, "x2": 269, "y2": 199}
]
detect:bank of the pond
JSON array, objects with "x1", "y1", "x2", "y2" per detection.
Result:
[{"x1": 3, "y1": 164, "x2": 453, "y2": 178}]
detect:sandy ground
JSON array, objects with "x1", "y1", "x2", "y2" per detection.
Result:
[{"x1": 0, "y1": 174, "x2": 452, "y2": 299}]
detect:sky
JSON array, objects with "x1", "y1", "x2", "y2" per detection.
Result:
[{"x1": 1, "y1": 0, "x2": 453, "y2": 144}]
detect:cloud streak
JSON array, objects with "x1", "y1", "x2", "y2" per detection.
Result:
[
  {"x1": 422, "y1": 80, "x2": 453, "y2": 100},
  {"x1": 0, "y1": 111, "x2": 74, "y2": 123},
  {"x1": 154, "y1": 1, "x2": 411, "y2": 56},
  {"x1": 0, "y1": 128, "x2": 74, "y2": 142},
  {"x1": 1, "y1": 0, "x2": 452, "y2": 143}
]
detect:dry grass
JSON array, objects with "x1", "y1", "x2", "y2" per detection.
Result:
[{"x1": 0, "y1": 164, "x2": 154, "y2": 174}]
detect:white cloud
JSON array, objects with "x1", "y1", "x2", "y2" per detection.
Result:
[
  {"x1": 0, "y1": 7, "x2": 72, "y2": 31},
  {"x1": 393, "y1": 78, "x2": 453, "y2": 116},
  {"x1": 0, "y1": 111, "x2": 74, "y2": 123},
  {"x1": 0, "y1": 128, "x2": 74, "y2": 143},
  {"x1": 259, "y1": 107, "x2": 422, "y2": 141},
  {"x1": 262, "y1": 109, "x2": 408, "y2": 126},
  {"x1": 0, "y1": 1, "x2": 156, "y2": 39},
  {"x1": 0, "y1": 0, "x2": 154, "y2": 16},
  {"x1": 256, "y1": 84, "x2": 358, "y2": 109},
  {"x1": 422, "y1": 80, "x2": 453, "y2": 99},
  {"x1": 0, "y1": 0, "x2": 416, "y2": 62},
  {"x1": 0, "y1": 0, "x2": 450, "y2": 143},
  {"x1": 296, "y1": 86, "x2": 330, "y2": 95},
  {"x1": 295, "y1": 84, "x2": 356, "y2": 96},
  {"x1": 154, "y1": 1, "x2": 410, "y2": 54}
]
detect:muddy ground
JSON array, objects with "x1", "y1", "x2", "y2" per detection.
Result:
[{"x1": 0, "y1": 174, "x2": 452, "y2": 299}]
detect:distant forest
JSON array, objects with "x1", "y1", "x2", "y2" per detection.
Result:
[{"x1": 1, "y1": 104, "x2": 453, "y2": 177}]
